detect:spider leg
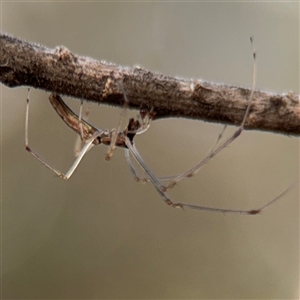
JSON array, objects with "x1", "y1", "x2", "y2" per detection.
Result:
[
  {"x1": 124, "y1": 107, "x2": 156, "y2": 183},
  {"x1": 165, "y1": 37, "x2": 257, "y2": 190},
  {"x1": 124, "y1": 108, "x2": 175, "y2": 183},
  {"x1": 78, "y1": 100, "x2": 84, "y2": 141},
  {"x1": 25, "y1": 91, "x2": 102, "y2": 179},
  {"x1": 174, "y1": 182, "x2": 295, "y2": 214},
  {"x1": 125, "y1": 148, "x2": 180, "y2": 183},
  {"x1": 210, "y1": 125, "x2": 228, "y2": 154},
  {"x1": 124, "y1": 137, "x2": 173, "y2": 206},
  {"x1": 74, "y1": 100, "x2": 91, "y2": 157},
  {"x1": 125, "y1": 136, "x2": 293, "y2": 214},
  {"x1": 181, "y1": 124, "x2": 229, "y2": 179},
  {"x1": 124, "y1": 39, "x2": 257, "y2": 191},
  {"x1": 124, "y1": 149, "x2": 148, "y2": 183}
]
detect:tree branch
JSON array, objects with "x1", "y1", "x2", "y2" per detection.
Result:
[{"x1": 1, "y1": 32, "x2": 299, "y2": 135}]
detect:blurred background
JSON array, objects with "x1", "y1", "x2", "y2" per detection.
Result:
[{"x1": 2, "y1": 2, "x2": 299, "y2": 299}]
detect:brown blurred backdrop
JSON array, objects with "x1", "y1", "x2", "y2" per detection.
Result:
[{"x1": 2, "y1": 2, "x2": 299, "y2": 299}]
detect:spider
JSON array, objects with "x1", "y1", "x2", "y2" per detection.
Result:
[{"x1": 24, "y1": 38, "x2": 291, "y2": 214}]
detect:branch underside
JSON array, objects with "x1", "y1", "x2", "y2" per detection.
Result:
[{"x1": 1, "y1": 33, "x2": 299, "y2": 135}]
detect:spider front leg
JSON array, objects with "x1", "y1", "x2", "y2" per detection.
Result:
[
  {"x1": 25, "y1": 90, "x2": 102, "y2": 180},
  {"x1": 164, "y1": 37, "x2": 257, "y2": 191}
]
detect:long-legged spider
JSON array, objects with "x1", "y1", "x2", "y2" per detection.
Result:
[{"x1": 25, "y1": 38, "x2": 292, "y2": 214}]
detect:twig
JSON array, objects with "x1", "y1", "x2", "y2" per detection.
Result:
[{"x1": 1, "y1": 32, "x2": 299, "y2": 135}]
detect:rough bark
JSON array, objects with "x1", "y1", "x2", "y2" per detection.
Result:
[{"x1": 1, "y1": 33, "x2": 299, "y2": 135}]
